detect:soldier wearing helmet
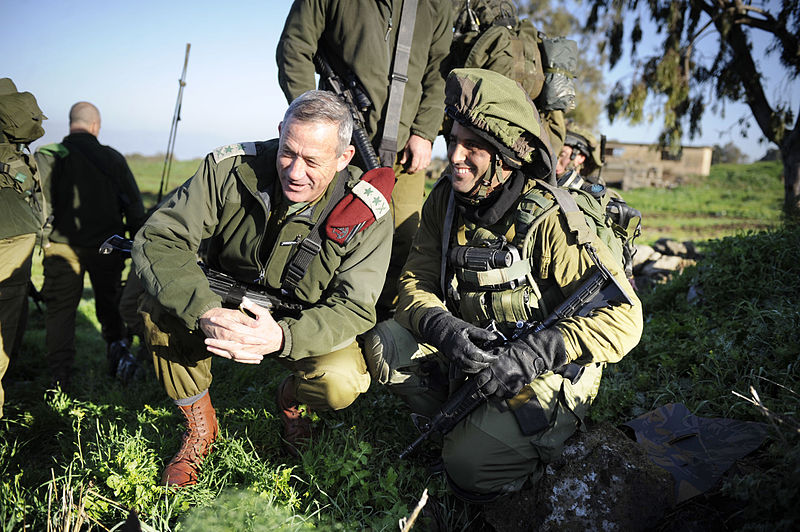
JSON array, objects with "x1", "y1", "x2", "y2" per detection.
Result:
[
  {"x1": 556, "y1": 124, "x2": 605, "y2": 187},
  {"x1": 362, "y1": 69, "x2": 642, "y2": 502}
]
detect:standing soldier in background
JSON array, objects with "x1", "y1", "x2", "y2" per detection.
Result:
[
  {"x1": 362, "y1": 69, "x2": 642, "y2": 502},
  {"x1": 276, "y1": 0, "x2": 454, "y2": 317},
  {"x1": 0, "y1": 78, "x2": 47, "y2": 418},
  {"x1": 36, "y1": 102, "x2": 145, "y2": 389}
]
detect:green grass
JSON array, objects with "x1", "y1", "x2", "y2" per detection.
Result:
[
  {"x1": 1, "y1": 160, "x2": 796, "y2": 529},
  {"x1": 620, "y1": 161, "x2": 784, "y2": 244}
]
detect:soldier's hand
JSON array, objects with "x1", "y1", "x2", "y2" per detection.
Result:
[
  {"x1": 400, "y1": 134, "x2": 432, "y2": 174},
  {"x1": 418, "y1": 308, "x2": 501, "y2": 374},
  {"x1": 200, "y1": 297, "x2": 284, "y2": 363}
]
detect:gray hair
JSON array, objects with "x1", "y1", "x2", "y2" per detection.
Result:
[
  {"x1": 69, "y1": 101, "x2": 100, "y2": 127},
  {"x1": 283, "y1": 90, "x2": 353, "y2": 156}
]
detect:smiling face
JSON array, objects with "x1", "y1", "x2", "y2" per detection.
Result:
[
  {"x1": 447, "y1": 121, "x2": 497, "y2": 195},
  {"x1": 447, "y1": 121, "x2": 514, "y2": 197},
  {"x1": 276, "y1": 118, "x2": 354, "y2": 204}
]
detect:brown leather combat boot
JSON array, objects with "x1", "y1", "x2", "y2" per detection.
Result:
[
  {"x1": 161, "y1": 392, "x2": 218, "y2": 487},
  {"x1": 276, "y1": 376, "x2": 312, "y2": 456}
]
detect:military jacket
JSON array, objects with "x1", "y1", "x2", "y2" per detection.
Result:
[
  {"x1": 132, "y1": 140, "x2": 393, "y2": 360},
  {"x1": 276, "y1": 0, "x2": 453, "y2": 151},
  {"x1": 0, "y1": 142, "x2": 42, "y2": 239},
  {"x1": 395, "y1": 176, "x2": 643, "y2": 365},
  {"x1": 36, "y1": 132, "x2": 145, "y2": 248}
]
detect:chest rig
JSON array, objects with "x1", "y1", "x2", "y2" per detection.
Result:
[{"x1": 444, "y1": 183, "x2": 561, "y2": 338}]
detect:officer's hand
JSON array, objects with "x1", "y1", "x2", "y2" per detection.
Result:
[
  {"x1": 200, "y1": 297, "x2": 284, "y2": 364},
  {"x1": 477, "y1": 329, "x2": 568, "y2": 400},
  {"x1": 417, "y1": 308, "x2": 501, "y2": 374},
  {"x1": 400, "y1": 134, "x2": 432, "y2": 174}
]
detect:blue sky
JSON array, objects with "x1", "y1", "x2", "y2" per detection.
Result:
[{"x1": 6, "y1": 0, "x2": 796, "y2": 164}]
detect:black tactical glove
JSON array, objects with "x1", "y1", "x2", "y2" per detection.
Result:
[
  {"x1": 417, "y1": 308, "x2": 502, "y2": 374},
  {"x1": 476, "y1": 328, "x2": 568, "y2": 400}
]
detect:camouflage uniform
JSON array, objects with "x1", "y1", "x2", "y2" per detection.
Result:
[
  {"x1": 363, "y1": 69, "x2": 642, "y2": 499},
  {"x1": 0, "y1": 78, "x2": 46, "y2": 418},
  {"x1": 276, "y1": 0, "x2": 454, "y2": 313}
]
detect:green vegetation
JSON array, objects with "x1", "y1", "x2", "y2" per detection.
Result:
[
  {"x1": 621, "y1": 161, "x2": 785, "y2": 244},
  {"x1": 1, "y1": 161, "x2": 796, "y2": 529}
]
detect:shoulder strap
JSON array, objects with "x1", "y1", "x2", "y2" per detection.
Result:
[
  {"x1": 378, "y1": 0, "x2": 418, "y2": 167},
  {"x1": 537, "y1": 180, "x2": 593, "y2": 246},
  {"x1": 281, "y1": 168, "x2": 351, "y2": 293},
  {"x1": 439, "y1": 189, "x2": 456, "y2": 300}
]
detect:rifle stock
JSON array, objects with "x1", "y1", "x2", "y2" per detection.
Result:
[
  {"x1": 98, "y1": 235, "x2": 302, "y2": 315},
  {"x1": 400, "y1": 260, "x2": 634, "y2": 458}
]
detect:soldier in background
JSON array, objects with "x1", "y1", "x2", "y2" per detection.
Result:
[
  {"x1": 276, "y1": 0, "x2": 454, "y2": 318},
  {"x1": 555, "y1": 125, "x2": 604, "y2": 187},
  {"x1": 36, "y1": 102, "x2": 145, "y2": 388},
  {"x1": 0, "y1": 78, "x2": 47, "y2": 418}
]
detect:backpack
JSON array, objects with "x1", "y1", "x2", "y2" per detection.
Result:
[
  {"x1": 0, "y1": 78, "x2": 46, "y2": 145},
  {"x1": 551, "y1": 179, "x2": 642, "y2": 279},
  {"x1": 0, "y1": 79, "x2": 46, "y2": 217},
  {"x1": 451, "y1": 0, "x2": 577, "y2": 112}
]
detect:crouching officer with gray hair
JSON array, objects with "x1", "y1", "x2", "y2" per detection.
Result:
[
  {"x1": 132, "y1": 90, "x2": 394, "y2": 487},
  {"x1": 362, "y1": 69, "x2": 642, "y2": 502}
]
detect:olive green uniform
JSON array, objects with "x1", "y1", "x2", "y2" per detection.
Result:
[
  {"x1": 132, "y1": 140, "x2": 393, "y2": 410},
  {"x1": 1, "y1": 78, "x2": 46, "y2": 418},
  {"x1": 0, "y1": 144, "x2": 42, "y2": 418},
  {"x1": 364, "y1": 68, "x2": 642, "y2": 498},
  {"x1": 373, "y1": 177, "x2": 642, "y2": 496},
  {"x1": 35, "y1": 133, "x2": 145, "y2": 382},
  {"x1": 276, "y1": 0, "x2": 454, "y2": 311}
]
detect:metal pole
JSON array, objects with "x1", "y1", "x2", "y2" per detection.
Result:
[{"x1": 158, "y1": 43, "x2": 191, "y2": 203}]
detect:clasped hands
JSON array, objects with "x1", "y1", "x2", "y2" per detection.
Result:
[
  {"x1": 199, "y1": 297, "x2": 283, "y2": 364},
  {"x1": 419, "y1": 309, "x2": 567, "y2": 400}
]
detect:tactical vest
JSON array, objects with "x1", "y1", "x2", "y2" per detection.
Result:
[
  {"x1": 1, "y1": 142, "x2": 45, "y2": 238},
  {"x1": 446, "y1": 179, "x2": 626, "y2": 337}
]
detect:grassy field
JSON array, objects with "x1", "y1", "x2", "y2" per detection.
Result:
[{"x1": 1, "y1": 159, "x2": 795, "y2": 530}]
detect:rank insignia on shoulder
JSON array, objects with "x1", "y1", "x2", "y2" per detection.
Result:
[
  {"x1": 212, "y1": 142, "x2": 257, "y2": 163},
  {"x1": 325, "y1": 167, "x2": 395, "y2": 245}
]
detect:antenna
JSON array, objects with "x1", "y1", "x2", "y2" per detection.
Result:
[{"x1": 158, "y1": 43, "x2": 191, "y2": 204}]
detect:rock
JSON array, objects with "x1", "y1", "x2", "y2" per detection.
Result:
[
  {"x1": 632, "y1": 244, "x2": 655, "y2": 271},
  {"x1": 482, "y1": 423, "x2": 674, "y2": 532},
  {"x1": 640, "y1": 256, "x2": 694, "y2": 278},
  {"x1": 653, "y1": 238, "x2": 691, "y2": 257}
]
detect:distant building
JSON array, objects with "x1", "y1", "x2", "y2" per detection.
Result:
[{"x1": 601, "y1": 141, "x2": 713, "y2": 189}]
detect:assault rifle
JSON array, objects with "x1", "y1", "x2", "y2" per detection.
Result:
[
  {"x1": 399, "y1": 245, "x2": 634, "y2": 459},
  {"x1": 98, "y1": 235, "x2": 303, "y2": 314},
  {"x1": 313, "y1": 50, "x2": 382, "y2": 170}
]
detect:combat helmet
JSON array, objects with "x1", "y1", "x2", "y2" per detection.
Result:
[
  {"x1": 564, "y1": 125, "x2": 603, "y2": 176},
  {"x1": 444, "y1": 67, "x2": 555, "y2": 197}
]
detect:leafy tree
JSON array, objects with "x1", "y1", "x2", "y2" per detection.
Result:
[
  {"x1": 712, "y1": 141, "x2": 746, "y2": 164},
  {"x1": 585, "y1": 0, "x2": 800, "y2": 217}
]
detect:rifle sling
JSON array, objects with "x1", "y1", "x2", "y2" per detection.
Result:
[
  {"x1": 281, "y1": 168, "x2": 350, "y2": 293},
  {"x1": 378, "y1": 0, "x2": 418, "y2": 167}
]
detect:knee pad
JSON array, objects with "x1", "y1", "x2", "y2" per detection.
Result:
[{"x1": 361, "y1": 319, "x2": 419, "y2": 385}]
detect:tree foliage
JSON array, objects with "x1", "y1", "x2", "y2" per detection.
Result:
[
  {"x1": 585, "y1": 0, "x2": 800, "y2": 215},
  {"x1": 711, "y1": 141, "x2": 746, "y2": 164}
]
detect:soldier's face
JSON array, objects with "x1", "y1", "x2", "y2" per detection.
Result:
[
  {"x1": 447, "y1": 122, "x2": 496, "y2": 194},
  {"x1": 556, "y1": 145, "x2": 585, "y2": 175},
  {"x1": 277, "y1": 118, "x2": 354, "y2": 203}
]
